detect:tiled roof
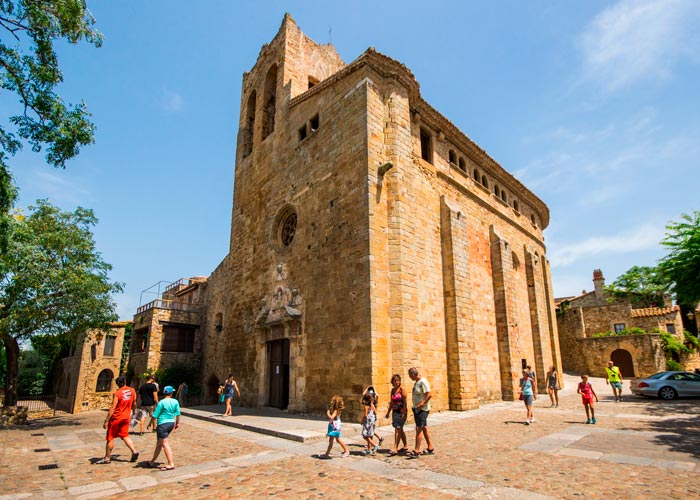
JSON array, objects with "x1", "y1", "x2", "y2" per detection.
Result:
[{"x1": 631, "y1": 305, "x2": 680, "y2": 318}]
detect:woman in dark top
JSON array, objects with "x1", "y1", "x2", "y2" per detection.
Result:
[
  {"x1": 546, "y1": 365, "x2": 559, "y2": 408},
  {"x1": 222, "y1": 374, "x2": 240, "y2": 417}
]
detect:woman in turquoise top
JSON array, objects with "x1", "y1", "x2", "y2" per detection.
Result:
[
  {"x1": 147, "y1": 386, "x2": 181, "y2": 470},
  {"x1": 519, "y1": 370, "x2": 537, "y2": 425}
]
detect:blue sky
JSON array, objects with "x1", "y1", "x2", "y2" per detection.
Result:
[{"x1": 10, "y1": 0, "x2": 700, "y2": 318}]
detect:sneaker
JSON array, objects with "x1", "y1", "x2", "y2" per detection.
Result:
[
  {"x1": 525, "y1": 420, "x2": 530, "y2": 425},
  {"x1": 363, "y1": 450, "x2": 372, "y2": 455},
  {"x1": 372, "y1": 445, "x2": 379, "y2": 453},
  {"x1": 586, "y1": 418, "x2": 591, "y2": 424},
  {"x1": 530, "y1": 417, "x2": 535, "y2": 423},
  {"x1": 341, "y1": 452, "x2": 349, "y2": 458},
  {"x1": 592, "y1": 418, "x2": 597, "y2": 424},
  {"x1": 555, "y1": 403, "x2": 559, "y2": 407}
]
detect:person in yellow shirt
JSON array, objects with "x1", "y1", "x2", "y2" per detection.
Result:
[{"x1": 605, "y1": 360, "x2": 623, "y2": 402}]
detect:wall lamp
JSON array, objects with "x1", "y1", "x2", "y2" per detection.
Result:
[{"x1": 378, "y1": 162, "x2": 394, "y2": 177}]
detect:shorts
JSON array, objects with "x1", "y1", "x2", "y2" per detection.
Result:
[
  {"x1": 139, "y1": 405, "x2": 155, "y2": 418},
  {"x1": 413, "y1": 409, "x2": 429, "y2": 428},
  {"x1": 610, "y1": 381, "x2": 622, "y2": 389},
  {"x1": 156, "y1": 422, "x2": 175, "y2": 439},
  {"x1": 582, "y1": 396, "x2": 594, "y2": 405},
  {"x1": 522, "y1": 395, "x2": 534, "y2": 407},
  {"x1": 391, "y1": 411, "x2": 405, "y2": 428},
  {"x1": 106, "y1": 418, "x2": 130, "y2": 440}
]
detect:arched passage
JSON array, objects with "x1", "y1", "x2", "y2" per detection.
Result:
[{"x1": 611, "y1": 349, "x2": 635, "y2": 377}]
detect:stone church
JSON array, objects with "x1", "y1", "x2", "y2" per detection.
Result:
[{"x1": 135, "y1": 15, "x2": 561, "y2": 418}]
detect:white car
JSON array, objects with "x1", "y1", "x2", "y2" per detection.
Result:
[{"x1": 631, "y1": 371, "x2": 700, "y2": 400}]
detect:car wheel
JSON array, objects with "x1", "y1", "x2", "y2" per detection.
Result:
[{"x1": 658, "y1": 386, "x2": 677, "y2": 400}]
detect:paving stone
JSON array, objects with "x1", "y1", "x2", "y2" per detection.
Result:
[
  {"x1": 118, "y1": 474, "x2": 158, "y2": 491},
  {"x1": 604, "y1": 454, "x2": 656, "y2": 466},
  {"x1": 67, "y1": 481, "x2": 119, "y2": 496},
  {"x1": 654, "y1": 460, "x2": 696, "y2": 471},
  {"x1": 74, "y1": 490, "x2": 123, "y2": 500},
  {"x1": 557, "y1": 448, "x2": 604, "y2": 459}
]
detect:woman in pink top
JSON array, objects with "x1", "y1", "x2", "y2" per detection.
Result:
[{"x1": 384, "y1": 374, "x2": 408, "y2": 456}]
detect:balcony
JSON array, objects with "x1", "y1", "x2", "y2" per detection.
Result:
[{"x1": 136, "y1": 299, "x2": 199, "y2": 314}]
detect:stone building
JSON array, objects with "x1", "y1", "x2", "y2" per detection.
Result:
[
  {"x1": 556, "y1": 269, "x2": 688, "y2": 378},
  {"x1": 137, "y1": 15, "x2": 561, "y2": 418},
  {"x1": 128, "y1": 277, "x2": 206, "y2": 386},
  {"x1": 56, "y1": 321, "x2": 131, "y2": 413}
]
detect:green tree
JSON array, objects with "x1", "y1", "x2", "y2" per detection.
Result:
[
  {"x1": 605, "y1": 265, "x2": 668, "y2": 308},
  {"x1": 658, "y1": 211, "x2": 700, "y2": 308},
  {"x1": 31, "y1": 331, "x2": 73, "y2": 393},
  {"x1": 16, "y1": 348, "x2": 44, "y2": 395},
  {"x1": 0, "y1": 0, "x2": 102, "y2": 244},
  {"x1": 0, "y1": 199, "x2": 122, "y2": 406}
]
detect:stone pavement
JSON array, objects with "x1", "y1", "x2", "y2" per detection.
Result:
[{"x1": 1, "y1": 373, "x2": 698, "y2": 499}]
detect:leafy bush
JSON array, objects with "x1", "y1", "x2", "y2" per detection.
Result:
[
  {"x1": 684, "y1": 330, "x2": 700, "y2": 350},
  {"x1": 660, "y1": 332, "x2": 690, "y2": 356},
  {"x1": 150, "y1": 363, "x2": 201, "y2": 397},
  {"x1": 666, "y1": 359, "x2": 683, "y2": 371},
  {"x1": 592, "y1": 327, "x2": 646, "y2": 338}
]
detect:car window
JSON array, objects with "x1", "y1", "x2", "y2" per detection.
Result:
[
  {"x1": 678, "y1": 373, "x2": 700, "y2": 381},
  {"x1": 648, "y1": 373, "x2": 668, "y2": 379},
  {"x1": 669, "y1": 374, "x2": 682, "y2": 380}
]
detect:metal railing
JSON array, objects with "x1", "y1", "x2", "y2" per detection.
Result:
[
  {"x1": 164, "y1": 278, "x2": 193, "y2": 294},
  {"x1": 136, "y1": 299, "x2": 199, "y2": 314}
]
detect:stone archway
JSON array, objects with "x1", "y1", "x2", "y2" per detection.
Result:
[
  {"x1": 611, "y1": 349, "x2": 635, "y2": 377},
  {"x1": 206, "y1": 374, "x2": 221, "y2": 405}
]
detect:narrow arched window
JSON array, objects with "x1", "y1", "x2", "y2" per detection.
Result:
[
  {"x1": 96, "y1": 369, "x2": 114, "y2": 392},
  {"x1": 242, "y1": 90, "x2": 256, "y2": 158},
  {"x1": 262, "y1": 64, "x2": 277, "y2": 139},
  {"x1": 482, "y1": 176, "x2": 489, "y2": 189},
  {"x1": 458, "y1": 157, "x2": 466, "y2": 172},
  {"x1": 448, "y1": 150, "x2": 457, "y2": 164}
]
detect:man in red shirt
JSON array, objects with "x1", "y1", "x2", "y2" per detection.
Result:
[{"x1": 96, "y1": 376, "x2": 139, "y2": 464}]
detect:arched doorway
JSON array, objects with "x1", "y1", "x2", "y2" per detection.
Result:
[
  {"x1": 611, "y1": 349, "x2": 635, "y2": 377},
  {"x1": 206, "y1": 374, "x2": 220, "y2": 405}
]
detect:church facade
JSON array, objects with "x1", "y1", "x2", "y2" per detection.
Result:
[{"x1": 140, "y1": 15, "x2": 561, "y2": 419}]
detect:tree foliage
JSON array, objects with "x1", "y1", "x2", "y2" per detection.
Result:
[
  {"x1": 658, "y1": 211, "x2": 700, "y2": 308},
  {"x1": 605, "y1": 265, "x2": 668, "y2": 308},
  {"x1": 0, "y1": 0, "x2": 102, "y2": 243},
  {"x1": 0, "y1": 199, "x2": 122, "y2": 405}
]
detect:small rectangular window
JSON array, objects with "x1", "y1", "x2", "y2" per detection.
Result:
[
  {"x1": 103, "y1": 336, "x2": 116, "y2": 357},
  {"x1": 666, "y1": 323, "x2": 676, "y2": 334},
  {"x1": 298, "y1": 124, "x2": 307, "y2": 141},
  {"x1": 420, "y1": 127, "x2": 432, "y2": 163},
  {"x1": 310, "y1": 114, "x2": 320, "y2": 132},
  {"x1": 132, "y1": 328, "x2": 148, "y2": 353},
  {"x1": 614, "y1": 323, "x2": 626, "y2": 334}
]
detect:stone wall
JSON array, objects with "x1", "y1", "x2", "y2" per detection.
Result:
[
  {"x1": 565, "y1": 334, "x2": 666, "y2": 378},
  {"x1": 57, "y1": 322, "x2": 130, "y2": 413},
  {"x1": 0, "y1": 406, "x2": 28, "y2": 427}
]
